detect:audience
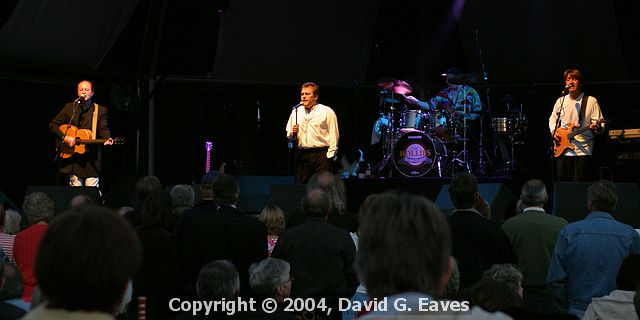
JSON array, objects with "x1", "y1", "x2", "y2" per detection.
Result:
[
  {"x1": 123, "y1": 175, "x2": 162, "y2": 228},
  {"x1": 501, "y1": 179, "x2": 568, "y2": 313},
  {"x1": 68, "y1": 194, "x2": 94, "y2": 209},
  {"x1": 258, "y1": 205, "x2": 286, "y2": 257},
  {"x1": 23, "y1": 206, "x2": 142, "y2": 319},
  {"x1": 0, "y1": 261, "x2": 26, "y2": 320},
  {"x1": 2, "y1": 208, "x2": 21, "y2": 235},
  {"x1": 246, "y1": 257, "x2": 296, "y2": 319},
  {"x1": 482, "y1": 264, "x2": 523, "y2": 298},
  {"x1": 181, "y1": 174, "x2": 267, "y2": 299},
  {"x1": 547, "y1": 180, "x2": 640, "y2": 318},
  {"x1": 446, "y1": 172, "x2": 517, "y2": 290},
  {"x1": 582, "y1": 253, "x2": 640, "y2": 320},
  {"x1": 0, "y1": 262, "x2": 28, "y2": 312},
  {"x1": 272, "y1": 188, "x2": 358, "y2": 320},
  {"x1": 355, "y1": 191, "x2": 510, "y2": 319},
  {"x1": 129, "y1": 190, "x2": 182, "y2": 320},
  {"x1": 0, "y1": 203, "x2": 16, "y2": 264},
  {"x1": 14, "y1": 191, "x2": 54, "y2": 302},
  {"x1": 169, "y1": 184, "x2": 196, "y2": 226}
]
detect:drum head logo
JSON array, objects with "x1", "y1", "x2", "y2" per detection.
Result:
[{"x1": 400, "y1": 143, "x2": 432, "y2": 166}]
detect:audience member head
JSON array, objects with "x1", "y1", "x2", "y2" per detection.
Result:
[
  {"x1": 200, "y1": 171, "x2": 220, "y2": 200},
  {"x1": 3, "y1": 209, "x2": 21, "y2": 235},
  {"x1": 141, "y1": 190, "x2": 172, "y2": 229},
  {"x1": 587, "y1": 180, "x2": 617, "y2": 213},
  {"x1": 449, "y1": 172, "x2": 478, "y2": 209},
  {"x1": 357, "y1": 193, "x2": 378, "y2": 231},
  {"x1": 196, "y1": 260, "x2": 240, "y2": 300},
  {"x1": 302, "y1": 188, "x2": 332, "y2": 218},
  {"x1": 356, "y1": 191, "x2": 452, "y2": 298},
  {"x1": 117, "y1": 206, "x2": 134, "y2": 216},
  {"x1": 520, "y1": 179, "x2": 548, "y2": 207},
  {"x1": 616, "y1": 254, "x2": 640, "y2": 291},
  {"x1": 307, "y1": 171, "x2": 347, "y2": 213},
  {"x1": 471, "y1": 279, "x2": 523, "y2": 313},
  {"x1": 22, "y1": 192, "x2": 54, "y2": 225},
  {"x1": 69, "y1": 194, "x2": 94, "y2": 209},
  {"x1": 170, "y1": 184, "x2": 195, "y2": 216},
  {"x1": 258, "y1": 205, "x2": 286, "y2": 236},
  {"x1": 35, "y1": 206, "x2": 142, "y2": 314},
  {"x1": 482, "y1": 264, "x2": 524, "y2": 298},
  {"x1": 0, "y1": 262, "x2": 24, "y2": 300},
  {"x1": 134, "y1": 175, "x2": 162, "y2": 206},
  {"x1": 212, "y1": 174, "x2": 239, "y2": 206},
  {"x1": 249, "y1": 258, "x2": 292, "y2": 303}
]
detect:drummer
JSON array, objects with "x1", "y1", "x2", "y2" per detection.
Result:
[{"x1": 404, "y1": 67, "x2": 483, "y2": 123}]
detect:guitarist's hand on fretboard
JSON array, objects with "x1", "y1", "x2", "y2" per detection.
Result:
[{"x1": 104, "y1": 138, "x2": 114, "y2": 146}]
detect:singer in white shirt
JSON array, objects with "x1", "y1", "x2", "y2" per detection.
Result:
[
  {"x1": 286, "y1": 82, "x2": 340, "y2": 184},
  {"x1": 548, "y1": 68, "x2": 605, "y2": 181}
]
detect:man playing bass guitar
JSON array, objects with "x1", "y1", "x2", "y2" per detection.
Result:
[
  {"x1": 49, "y1": 80, "x2": 113, "y2": 188},
  {"x1": 548, "y1": 68, "x2": 605, "y2": 182}
]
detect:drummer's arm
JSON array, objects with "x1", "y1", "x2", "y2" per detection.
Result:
[{"x1": 404, "y1": 95, "x2": 431, "y2": 111}]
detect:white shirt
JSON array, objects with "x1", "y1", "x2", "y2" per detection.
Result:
[
  {"x1": 286, "y1": 103, "x2": 339, "y2": 158},
  {"x1": 548, "y1": 92, "x2": 604, "y2": 156}
]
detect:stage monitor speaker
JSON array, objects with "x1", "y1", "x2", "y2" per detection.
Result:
[
  {"x1": 267, "y1": 184, "x2": 307, "y2": 220},
  {"x1": 0, "y1": 189, "x2": 19, "y2": 211},
  {"x1": 552, "y1": 182, "x2": 640, "y2": 227},
  {"x1": 24, "y1": 186, "x2": 102, "y2": 214},
  {"x1": 236, "y1": 176, "x2": 295, "y2": 214},
  {"x1": 435, "y1": 183, "x2": 516, "y2": 223}
]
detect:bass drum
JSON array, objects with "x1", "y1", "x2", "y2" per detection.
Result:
[{"x1": 393, "y1": 131, "x2": 447, "y2": 177}]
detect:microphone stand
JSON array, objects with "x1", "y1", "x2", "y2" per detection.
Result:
[
  {"x1": 550, "y1": 90, "x2": 568, "y2": 181},
  {"x1": 288, "y1": 104, "x2": 299, "y2": 180},
  {"x1": 55, "y1": 98, "x2": 83, "y2": 160},
  {"x1": 475, "y1": 30, "x2": 490, "y2": 176}
]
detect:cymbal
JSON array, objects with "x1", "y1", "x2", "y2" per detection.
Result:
[
  {"x1": 375, "y1": 78, "x2": 413, "y2": 94},
  {"x1": 392, "y1": 80, "x2": 413, "y2": 95},
  {"x1": 448, "y1": 73, "x2": 481, "y2": 85},
  {"x1": 376, "y1": 78, "x2": 396, "y2": 90}
]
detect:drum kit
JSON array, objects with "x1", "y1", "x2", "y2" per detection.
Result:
[{"x1": 372, "y1": 78, "x2": 527, "y2": 178}]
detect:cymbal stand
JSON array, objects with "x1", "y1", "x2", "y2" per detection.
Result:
[
  {"x1": 373, "y1": 101, "x2": 396, "y2": 177},
  {"x1": 446, "y1": 100, "x2": 472, "y2": 175}
]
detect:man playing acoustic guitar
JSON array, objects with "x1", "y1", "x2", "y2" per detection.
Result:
[
  {"x1": 548, "y1": 69, "x2": 605, "y2": 182},
  {"x1": 49, "y1": 80, "x2": 114, "y2": 187}
]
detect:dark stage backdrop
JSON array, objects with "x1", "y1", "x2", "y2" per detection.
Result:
[
  {"x1": 212, "y1": 0, "x2": 380, "y2": 85},
  {"x1": 0, "y1": 0, "x2": 139, "y2": 69}
]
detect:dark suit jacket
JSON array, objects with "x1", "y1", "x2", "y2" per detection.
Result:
[
  {"x1": 182, "y1": 204, "x2": 268, "y2": 298},
  {"x1": 447, "y1": 210, "x2": 518, "y2": 289},
  {"x1": 272, "y1": 217, "x2": 358, "y2": 311}
]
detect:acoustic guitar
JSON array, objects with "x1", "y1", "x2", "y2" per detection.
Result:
[
  {"x1": 553, "y1": 119, "x2": 604, "y2": 157},
  {"x1": 58, "y1": 124, "x2": 124, "y2": 158}
]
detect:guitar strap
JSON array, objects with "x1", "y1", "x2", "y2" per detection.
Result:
[
  {"x1": 579, "y1": 95, "x2": 589, "y2": 126},
  {"x1": 91, "y1": 103, "x2": 99, "y2": 139}
]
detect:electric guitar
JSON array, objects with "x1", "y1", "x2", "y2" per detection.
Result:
[
  {"x1": 58, "y1": 124, "x2": 124, "y2": 158},
  {"x1": 205, "y1": 141, "x2": 213, "y2": 173},
  {"x1": 553, "y1": 119, "x2": 604, "y2": 157}
]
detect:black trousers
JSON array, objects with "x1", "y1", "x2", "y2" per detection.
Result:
[
  {"x1": 296, "y1": 147, "x2": 331, "y2": 184},
  {"x1": 556, "y1": 155, "x2": 594, "y2": 182}
]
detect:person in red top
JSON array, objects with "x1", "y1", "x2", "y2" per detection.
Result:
[{"x1": 13, "y1": 192, "x2": 54, "y2": 302}]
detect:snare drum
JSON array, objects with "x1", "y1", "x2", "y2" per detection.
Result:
[
  {"x1": 393, "y1": 131, "x2": 447, "y2": 177},
  {"x1": 400, "y1": 110, "x2": 427, "y2": 132}
]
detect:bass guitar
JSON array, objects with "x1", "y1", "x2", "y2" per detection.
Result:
[
  {"x1": 58, "y1": 124, "x2": 124, "y2": 158},
  {"x1": 553, "y1": 119, "x2": 604, "y2": 157}
]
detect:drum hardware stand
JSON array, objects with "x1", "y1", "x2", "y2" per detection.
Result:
[
  {"x1": 373, "y1": 103, "x2": 396, "y2": 178},
  {"x1": 446, "y1": 101, "x2": 472, "y2": 175}
]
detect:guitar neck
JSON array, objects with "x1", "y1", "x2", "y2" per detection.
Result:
[
  {"x1": 76, "y1": 139, "x2": 110, "y2": 144},
  {"x1": 567, "y1": 121, "x2": 603, "y2": 139}
]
